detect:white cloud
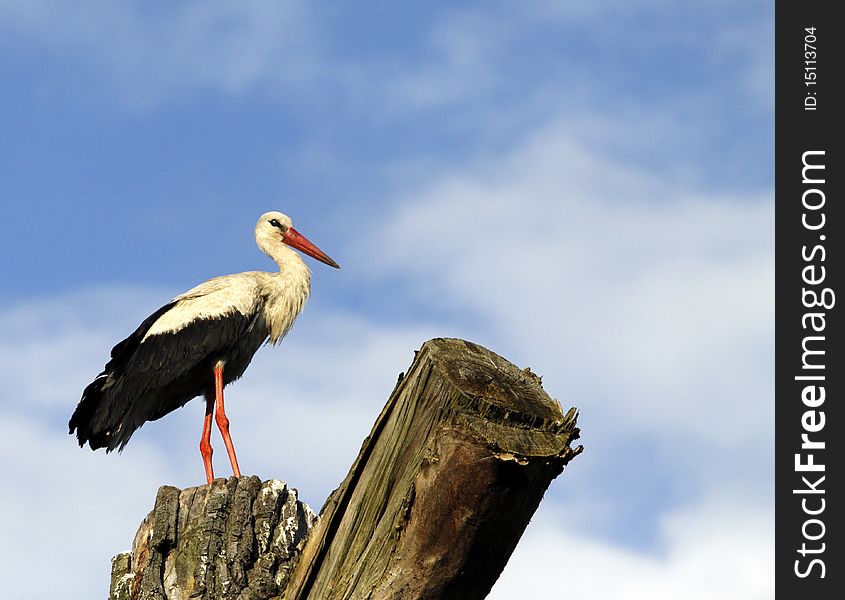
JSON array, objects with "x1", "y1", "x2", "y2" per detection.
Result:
[
  {"x1": 0, "y1": 286, "x2": 172, "y2": 411},
  {"x1": 362, "y1": 118, "x2": 773, "y2": 451},
  {"x1": 380, "y1": 11, "x2": 512, "y2": 112},
  {"x1": 2, "y1": 0, "x2": 772, "y2": 135},
  {"x1": 1, "y1": 0, "x2": 317, "y2": 109},
  {"x1": 0, "y1": 413, "x2": 167, "y2": 598},
  {"x1": 489, "y1": 494, "x2": 773, "y2": 600}
]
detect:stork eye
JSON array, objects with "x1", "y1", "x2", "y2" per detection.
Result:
[{"x1": 269, "y1": 219, "x2": 280, "y2": 228}]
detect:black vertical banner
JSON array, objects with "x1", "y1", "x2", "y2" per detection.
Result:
[{"x1": 776, "y1": 2, "x2": 842, "y2": 598}]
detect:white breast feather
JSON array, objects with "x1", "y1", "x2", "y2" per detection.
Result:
[{"x1": 257, "y1": 268, "x2": 311, "y2": 344}]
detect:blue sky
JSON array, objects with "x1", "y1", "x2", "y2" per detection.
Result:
[{"x1": 0, "y1": 2, "x2": 773, "y2": 598}]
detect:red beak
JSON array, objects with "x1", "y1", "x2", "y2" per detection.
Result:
[{"x1": 282, "y1": 227, "x2": 340, "y2": 269}]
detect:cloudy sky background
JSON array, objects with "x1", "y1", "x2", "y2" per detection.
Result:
[{"x1": 0, "y1": 2, "x2": 772, "y2": 598}]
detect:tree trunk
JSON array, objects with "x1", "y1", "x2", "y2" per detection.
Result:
[
  {"x1": 109, "y1": 477, "x2": 316, "y2": 600},
  {"x1": 284, "y1": 338, "x2": 581, "y2": 600},
  {"x1": 110, "y1": 338, "x2": 582, "y2": 600}
]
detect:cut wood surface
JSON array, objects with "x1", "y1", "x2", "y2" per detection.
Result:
[{"x1": 284, "y1": 337, "x2": 582, "y2": 600}]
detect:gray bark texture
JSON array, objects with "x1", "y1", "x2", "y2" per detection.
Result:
[
  {"x1": 109, "y1": 477, "x2": 316, "y2": 600},
  {"x1": 109, "y1": 338, "x2": 582, "y2": 600}
]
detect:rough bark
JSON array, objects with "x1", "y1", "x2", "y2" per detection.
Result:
[
  {"x1": 283, "y1": 337, "x2": 582, "y2": 600},
  {"x1": 109, "y1": 477, "x2": 316, "y2": 600}
]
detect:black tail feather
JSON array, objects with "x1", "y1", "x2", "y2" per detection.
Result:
[
  {"x1": 69, "y1": 301, "x2": 177, "y2": 452},
  {"x1": 69, "y1": 375, "x2": 114, "y2": 451}
]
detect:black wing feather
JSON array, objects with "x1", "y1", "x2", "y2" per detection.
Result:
[{"x1": 69, "y1": 302, "x2": 264, "y2": 452}]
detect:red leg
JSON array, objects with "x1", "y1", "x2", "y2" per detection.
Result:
[
  {"x1": 200, "y1": 395, "x2": 215, "y2": 485},
  {"x1": 213, "y1": 362, "x2": 241, "y2": 478}
]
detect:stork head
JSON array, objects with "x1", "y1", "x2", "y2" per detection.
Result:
[{"x1": 255, "y1": 211, "x2": 340, "y2": 269}]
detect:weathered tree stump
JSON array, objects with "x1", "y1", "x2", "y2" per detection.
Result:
[
  {"x1": 109, "y1": 477, "x2": 316, "y2": 600},
  {"x1": 285, "y1": 338, "x2": 581, "y2": 600},
  {"x1": 109, "y1": 338, "x2": 581, "y2": 600}
]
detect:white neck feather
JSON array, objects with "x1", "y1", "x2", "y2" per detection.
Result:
[{"x1": 262, "y1": 242, "x2": 312, "y2": 344}]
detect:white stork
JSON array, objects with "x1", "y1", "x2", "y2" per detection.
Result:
[{"x1": 69, "y1": 211, "x2": 339, "y2": 484}]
